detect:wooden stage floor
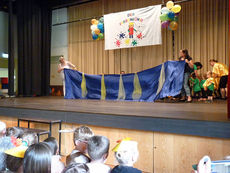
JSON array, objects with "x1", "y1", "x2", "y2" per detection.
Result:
[{"x1": 0, "y1": 96, "x2": 228, "y2": 122}]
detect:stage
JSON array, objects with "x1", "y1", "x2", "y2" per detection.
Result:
[{"x1": 0, "y1": 96, "x2": 230, "y2": 138}]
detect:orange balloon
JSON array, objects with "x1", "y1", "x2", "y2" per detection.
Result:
[
  {"x1": 169, "y1": 21, "x2": 178, "y2": 30},
  {"x1": 91, "y1": 19, "x2": 97, "y2": 25},
  {"x1": 94, "y1": 28, "x2": 100, "y2": 35}
]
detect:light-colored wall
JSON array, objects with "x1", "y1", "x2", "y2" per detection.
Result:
[{"x1": 50, "y1": 8, "x2": 68, "y2": 85}]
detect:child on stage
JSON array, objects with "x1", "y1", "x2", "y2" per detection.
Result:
[
  {"x1": 203, "y1": 71, "x2": 215, "y2": 103},
  {"x1": 189, "y1": 73, "x2": 201, "y2": 100},
  {"x1": 199, "y1": 74, "x2": 207, "y2": 101}
]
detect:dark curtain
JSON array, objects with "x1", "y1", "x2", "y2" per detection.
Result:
[{"x1": 17, "y1": 0, "x2": 51, "y2": 96}]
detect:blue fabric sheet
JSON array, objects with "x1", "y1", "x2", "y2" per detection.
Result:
[{"x1": 64, "y1": 60, "x2": 185, "y2": 102}]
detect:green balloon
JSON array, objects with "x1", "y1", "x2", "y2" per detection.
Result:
[
  {"x1": 173, "y1": 16, "x2": 178, "y2": 22},
  {"x1": 160, "y1": 13, "x2": 169, "y2": 22},
  {"x1": 98, "y1": 33, "x2": 104, "y2": 39}
]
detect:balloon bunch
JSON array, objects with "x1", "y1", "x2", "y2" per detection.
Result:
[
  {"x1": 90, "y1": 17, "x2": 104, "y2": 40},
  {"x1": 160, "y1": 1, "x2": 181, "y2": 31}
]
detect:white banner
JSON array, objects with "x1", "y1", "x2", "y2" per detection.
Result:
[{"x1": 104, "y1": 5, "x2": 162, "y2": 50}]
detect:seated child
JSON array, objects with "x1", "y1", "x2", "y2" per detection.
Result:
[
  {"x1": 0, "y1": 121, "x2": 6, "y2": 138},
  {"x1": 5, "y1": 144, "x2": 28, "y2": 173},
  {"x1": 199, "y1": 74, "x2": 207, "y2": 101},
  {"x1": 111, "y1": 139, "x2": 141, "y2": 173},
  {"x1": 203, "y1": 71, "x2": 215, "y2": 103},
  {"x1": 62, "y1": 163, "x2": 89, "y2": 173},
  {"x1": 23, "y1": 142, "x2": 52, "y2": 173},
  {"x1": 0, "y1": 121, "x2": 15, "y2": 171},
  {"x1": 190, "y1": 73, "x2": 201, "y2": 99},
  {"x1": 44, "y1": 137, "x2": 64, "y2": 173},
  {"x1": 87, "y1": 136, "x2": 110, "y2": 173},
  {"x1": 6, "y1": 127, "x2": 24, "y2": 138},
  {"x1": 22, "y1": 132, "x2": 38, "y2": 146},
  {"x1": 66, "y1": 126, "x2": 94, "y2": 165}
]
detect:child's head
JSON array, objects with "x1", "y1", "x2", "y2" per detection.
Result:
[
  {"x1": 23, "y1": 142, "x2": 52, "y2": 173},
  {"x1": 6, "y1": 127, "x2": 24, "y2": 138},
  {"x1": 5, "y1": 145, "x2": 28, "y2": 173},
  {"x1": 201, "y1": 73, "x2": 207, "y2": 80},
  {"x1": 6, "y1": 155, "x2": 23, "y2": 172},
  {"x1": 87, "y1": 136, "x2": 110, "y2": 162},
  {"x1": 129, "y1": 22, "x2": 134, "y2": 27},
  {"x1": 114, "y1": 140, "x2": 139, "y2": 167},
  {"x1": 0, "y1": 121, "x2": 6, "y2": 137},
  {"x1": 191, "y1": 73, "x2": 196, "y2": 79},
  {"x1": 44, "y1": 137, "x2": 58, "y2": 155},
  {"x1": 209, "y1": 59, "x2": 218, "y2": 67},
  {"x1": 62, "y1": 163, "x2": 89, "y2": 173},
  {"x1": 206, "y1": 71, "x2": 212, "y2": 78},
  {"x1": 194, "y1": 62, "x2": 203, "y2": 70},
  {"x1": 22, "y1": 132, "x2": 38, "y2": 147},
  {"x1": 73, "y1": 126, "x2": 94, "y2": 153}
]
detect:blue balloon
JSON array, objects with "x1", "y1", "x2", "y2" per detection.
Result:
[
  {"x1": 92, "y1": 34, "x2": 98, "y2": 40},
  {"x1": 100, "y1": 28, "x2": 104, "y2": 33},
  {"x1": 97, "y1": 23, "x2": 104, "y2": 31},
  {"x1": 168, "y1": 12, "x2": 175, "y2": 20}
]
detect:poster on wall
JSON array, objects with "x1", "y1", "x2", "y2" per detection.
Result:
[{"x1": 104, "y1": 5, "x2": 162, "y2": 50}]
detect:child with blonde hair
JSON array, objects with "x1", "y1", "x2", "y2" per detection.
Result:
[
  {"x1": 66, "y1": 126, "x2": 94, "y2": 165},
  {"x1": 203, "y1": 71, "x2": 215, "y2": 103},
  {"x1": 111, "y1": 138, "x2": 141, "y2": 173}
]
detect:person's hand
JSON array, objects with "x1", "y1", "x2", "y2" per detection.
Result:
[{"x1": 185, "y1": 59, "x2": 189, "y2": 63}]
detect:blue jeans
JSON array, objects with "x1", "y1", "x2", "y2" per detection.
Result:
[{"x1": 181, "y1": 72, "x2": 191, "y2": 97}]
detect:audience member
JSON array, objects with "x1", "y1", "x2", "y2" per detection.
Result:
[
  {"x1": 23, "y1": 142, "x2": 52, "y2": 173},
  {"x1": 5, "y1": 145, "x2": 28, "y2": 173},
  {"x1": 111, "y1": 139, "x2": 141, "y2": 173},
  {"x1": 87, "y1": 136, "x2": 110, "y2": 173},
  {"x1": 22, "y1": 132, "x2": 38, "y2": 146},
  {"x1": 66, "y1": 126, "x2": 94, "y2": 165},
  {"x1": 62, "y1": 163, "x2": 89, "y2": 173},
  {"x1": 6, "y1": 127, "x2": 24, "y2": 138},
  {"x1": 44, "y1": 137, "x2": 65, "y2": 173}
]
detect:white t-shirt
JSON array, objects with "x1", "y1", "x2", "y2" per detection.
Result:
[
  {"x1": 51, "y1": 155, "x2": 65, "y2": 173},
  {"x1": 87, "y1": 162, "x2": 111, "y2": 173},
  {"x1": 59, "y1": 61, "x2": 75, "y2": 80}
]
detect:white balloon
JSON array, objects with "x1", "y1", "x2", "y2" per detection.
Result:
[
  {"x1": 90, "y1": 24, "x2": 97, "y2": 31},
  {"x1": 161, "y1": 7, "x2": 170, "y2": 14}
]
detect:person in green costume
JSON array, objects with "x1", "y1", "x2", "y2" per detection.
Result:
[
  {"x1": 199, "y1": 74, "x2": 207, "y2": 101},
  {"x1": 190, "y1": 73, "x2": 201, "y2": 99}
]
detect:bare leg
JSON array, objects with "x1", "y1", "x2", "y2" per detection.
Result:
[{"x1": 220, "y1": 88, "x2": 226, "y2": 99}]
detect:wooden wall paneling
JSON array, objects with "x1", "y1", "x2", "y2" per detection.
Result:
[{"x1": 154, "y1": 132, "x2": 230, "y2": 173}]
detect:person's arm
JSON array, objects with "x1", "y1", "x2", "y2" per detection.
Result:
[
  {"x1": 187, "y1": 59, "x2": 194, "y2": 69},
  {"x1": 57, "y1": 64, "x2": 64, "y2": 73},
  {"x1": 67, "y1": 61, "x2": 76, "y2": 69}
]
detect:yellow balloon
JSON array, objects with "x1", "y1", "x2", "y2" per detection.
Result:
[
  {"x1": 166, "y1": 1, "x2": 174, "y2": 9},
  {"x1": 169, "y1": 21, "x2": 178, "y2": 31},
  {"x1": 171, "y1": 5, "x2": 182, "y2": 13},
  {"x1": 94, "y1": 28, "x2": 100, "y2": 35}
]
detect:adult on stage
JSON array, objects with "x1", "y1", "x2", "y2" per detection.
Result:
[
  {"x1": 57, "y1": 55, "x2": 76, "y2": 96},
  {"x1": 209, "y1": 59, "x2": 228, "y2": 99},
  {"x1": 179, "y1": 49, "x2": 194, "y2": 102}
]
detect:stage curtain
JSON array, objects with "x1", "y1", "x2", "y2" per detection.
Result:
[
  {"x1": 68, "y1": 0, "x2": 229, "y2": 75},
  {"x1": 17, "y1": 0, "x2": 52, "y2": 96}
]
